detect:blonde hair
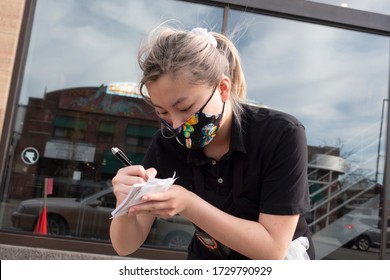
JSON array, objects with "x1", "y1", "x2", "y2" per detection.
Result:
[{"x1": 138, "y1": 26, "x2": 247, "y2": 123}]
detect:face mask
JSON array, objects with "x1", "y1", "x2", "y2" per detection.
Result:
[{"x1": 160, "y1": 86, "x2": 225, "y2": 149}]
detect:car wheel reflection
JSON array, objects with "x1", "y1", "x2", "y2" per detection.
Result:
[
  {"x1": 163, "y1": 231, "x2": 192, "y2": 249},
  {"x1": 46, "y1": 214, "x2": 68, "y2": 235},
  {"x1": 332, "y1": 214, "x2": 390, "y2": 251},
  {"x1": 356, "y1": 235, "x2": 370, "y2": 251}
]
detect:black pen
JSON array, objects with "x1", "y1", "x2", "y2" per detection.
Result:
[{"x1": 111, "y1": 147, "x2": 132, "y2": 166}]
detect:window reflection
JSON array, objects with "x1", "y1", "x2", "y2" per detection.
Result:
[
  {"x1": 98, "y1": 121, "x2": 115, "y2": 143},
  {"x1": 6, "y1": 84, "x2": 194, "y2": 250},
  {"x1": 1, "y1": 0, "x2": 225, "y2": 253},
  {"x1": 19, "y1": 0, "x2": 223, "y2": 105},
  {"x1": 53, "y1": 116, "x2": 87, "y2": 140},
  {"x1": 11, "y1": 184, "x2": 195, "y2": 249},
  {"x1": 0, "y1": 0, "x2": 389, "y2": 259},
  {"x1": 306, "y1": 0, "x2": 390, "y2": 16},
  {"x1": 228, "y1": 9, "x2": 390, "y2": 259}
]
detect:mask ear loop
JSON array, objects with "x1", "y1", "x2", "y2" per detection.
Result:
[
  {"x1": 220, "y1": 101, "x2": 226, "y2": 116},
  {"x1": 160, "y1": 119, "x2": 181, "y2": 139},
  {"x1": 199, "y1": 85, "x2": 218, "y2": 113}
]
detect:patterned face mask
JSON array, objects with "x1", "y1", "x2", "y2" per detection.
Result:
[{"x1": 160, "y1": 86, "x2": 225, "y2": 149}]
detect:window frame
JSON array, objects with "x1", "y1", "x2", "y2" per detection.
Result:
[{"x1": 0, "y1": 0, "x2": 389, "y2": 259}]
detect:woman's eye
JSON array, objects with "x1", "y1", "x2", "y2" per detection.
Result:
[
  {"x1": 179, "y1": 105, "x2": 192, "y2": 112},
  {"x1": 155, "y1": 110, "x2": 167, "y2": 116}
]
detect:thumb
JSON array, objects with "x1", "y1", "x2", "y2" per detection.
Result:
[{"x1": 145, "y1": 168, "x2": 157, "y2": 180}]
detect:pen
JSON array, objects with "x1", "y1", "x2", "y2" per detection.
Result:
[{"x1": 111, "y1": 147, "x2": 132, "y2": 166}]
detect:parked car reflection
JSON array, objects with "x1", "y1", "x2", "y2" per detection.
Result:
[
  {"x1": 334, "y1": 214, "x2": 390, "y2": 251},
  {"x1": 11, "y1": 188, "x2": 195, "y2": 250}
]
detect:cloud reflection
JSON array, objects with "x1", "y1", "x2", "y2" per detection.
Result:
[
  {"x1": 21, "y1": 0, "x2": 222, "y2": 104},
  {"x1": 20, "y1": 0, "x2": 389, "y2": 177}
]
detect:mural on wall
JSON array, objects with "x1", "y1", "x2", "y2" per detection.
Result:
[{"x1": 59, "y1": 83, "x2": 155, "y2": 119}]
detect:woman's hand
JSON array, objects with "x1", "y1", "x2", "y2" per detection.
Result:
[
  {"x1": 127, "y1": 184, "x2": 196, "y2": 219},
  {"x1": 111, "y1": 165, "x2": 157, "y2": 207},
  {"x1": 110, "y1": 165, "x2": 158, "y2": 256}
]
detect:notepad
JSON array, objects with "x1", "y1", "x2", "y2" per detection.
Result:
[{"x1": 111, "y1": 173, "x2": 177, "y2": 218}]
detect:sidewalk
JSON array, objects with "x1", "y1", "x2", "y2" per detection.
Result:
[{"x1": 0, "y1": 244, "x2": 129, "y2": 260}]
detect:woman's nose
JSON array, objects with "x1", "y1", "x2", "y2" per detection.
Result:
[{"x1": 171, "y1": 118, "x2": 184, "y2": 129}]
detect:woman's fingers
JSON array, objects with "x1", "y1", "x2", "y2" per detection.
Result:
[
  {"x1": 112, "y1": 165, "x2": 152, "y2": 205},
  {"x1": 145, "y1": 167, "x2": 157, "y2": 180},
  {"x1": 129, "y1": 203, "x2": 176, "y2": 219},
  {"x1": 117, "y1": 165, "x2": 149, "y2": 181},
  {"x1": 128, "y1": 185, "x2": 188, "y2": 217}
]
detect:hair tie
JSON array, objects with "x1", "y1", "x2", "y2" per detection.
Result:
[{"x1": 191, "y1": 27, "x2": 217, "y2": 48}]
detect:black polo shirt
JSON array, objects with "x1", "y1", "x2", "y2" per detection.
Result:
[{"x1": 142, "y1": 103, "x2": 314, "y2": 259}]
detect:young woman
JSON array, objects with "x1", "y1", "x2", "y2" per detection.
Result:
[{"x1": 110, "y1": 26, "x2": 315, "y2": 260}]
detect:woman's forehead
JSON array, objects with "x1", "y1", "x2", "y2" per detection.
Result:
[
  {"x1": 148, "y1": 74, "x2": 208, "y2": 96},
  {"x1": 147, "y1": 76, "x2": 211, "y2": 108}
]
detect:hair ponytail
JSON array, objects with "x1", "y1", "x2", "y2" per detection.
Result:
[
  {"x1": 212, "y1": 32, "x2": 246, "y2": 124},
  {"x1": 212, "y1": 32, "x2": 246, "y2": 101}
]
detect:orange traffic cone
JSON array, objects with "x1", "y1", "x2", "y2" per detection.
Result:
[
  {"x1": 34, "y1": 207, "x2": 47, "y2": 234},
  {"x1": 34, "y1": 178, "x2": 49, "y2": 235}
]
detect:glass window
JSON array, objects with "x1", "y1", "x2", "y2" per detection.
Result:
[
  {"x1": 1, "y1": 0, "x2": 223, "y2": 252},
  {"x1": 98, "y1": 121, "x2": 115, "y2": 143},
  {"x1": 125, "y1": 124, "x2": 157, "y2": 148},
  {"x1": 1, "y1": 0, "x2": 389, "y2": 260},
  {"x1": 19, "y1": 0, "x2": 223, "y2": 104},
  {"x1": 307, "y1": 0, "x2": 390, "y2": 15},
  {"x1": 53, "y1": 115, "x2": 87, "y2": 139},
  {"x1": 228, "y1": 8, "x2": 390, "y2": 259}
]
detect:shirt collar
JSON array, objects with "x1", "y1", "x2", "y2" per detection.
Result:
[{"x1": 230, "y1": 113, "x2": 247, "y2": 154}]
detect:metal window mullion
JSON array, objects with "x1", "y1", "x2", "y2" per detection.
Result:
[
  {"x1": 379, "y1": 44, "x2": 390, "y2": 260},
  {"x1": 206, "y1": 0, "x2": 390, "y2": 36}
]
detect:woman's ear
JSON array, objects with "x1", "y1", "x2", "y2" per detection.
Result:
[{"x1": 219, "y1": 76, "x2": 231, "y2": 102}]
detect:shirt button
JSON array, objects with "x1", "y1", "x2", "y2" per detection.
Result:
[
  {"x1": 217, "y1": 178, "x2": 223, "y2": 184},
  {"x1": 211, "y1": 160, "x2": 217, "y2": 165}
]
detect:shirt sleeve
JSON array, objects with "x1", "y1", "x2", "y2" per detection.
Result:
[{"x1": 259, "y1": 121, "x2": 310, "y2": 215}]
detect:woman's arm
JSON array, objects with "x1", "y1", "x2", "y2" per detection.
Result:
[
  {"x1": 131, "y1": 185, "x2": 299, "y2": 259},
  {"x1": 110, "y1": 213, "x2": 155, "y2": 256},
  {"x1": 109, "y1": 165, "x2": 157, "y2": 256},
  {"x1": 182, "y1": 191, "x2": 299, "y2": 259}
]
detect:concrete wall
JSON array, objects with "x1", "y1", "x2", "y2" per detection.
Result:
[{"x1": 0, "y1": 0, "x2": 25, "y2": 140}]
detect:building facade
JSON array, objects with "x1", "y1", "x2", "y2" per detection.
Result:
[{"x1": 0, "y1": 0, "x2": 389, "y2": 260}]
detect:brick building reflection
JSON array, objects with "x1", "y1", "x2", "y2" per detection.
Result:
[{"x1": 9, "y1": 83, "x2": 159, "y2": 199}]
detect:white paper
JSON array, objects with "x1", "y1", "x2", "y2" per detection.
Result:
[{"x1": 111, "y1": 173, "x2": 177, "y2": 218}]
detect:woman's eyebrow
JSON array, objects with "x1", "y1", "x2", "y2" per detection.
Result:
[{"x1": 151, "y1": 96, "x2": 188, "y2": 109}]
